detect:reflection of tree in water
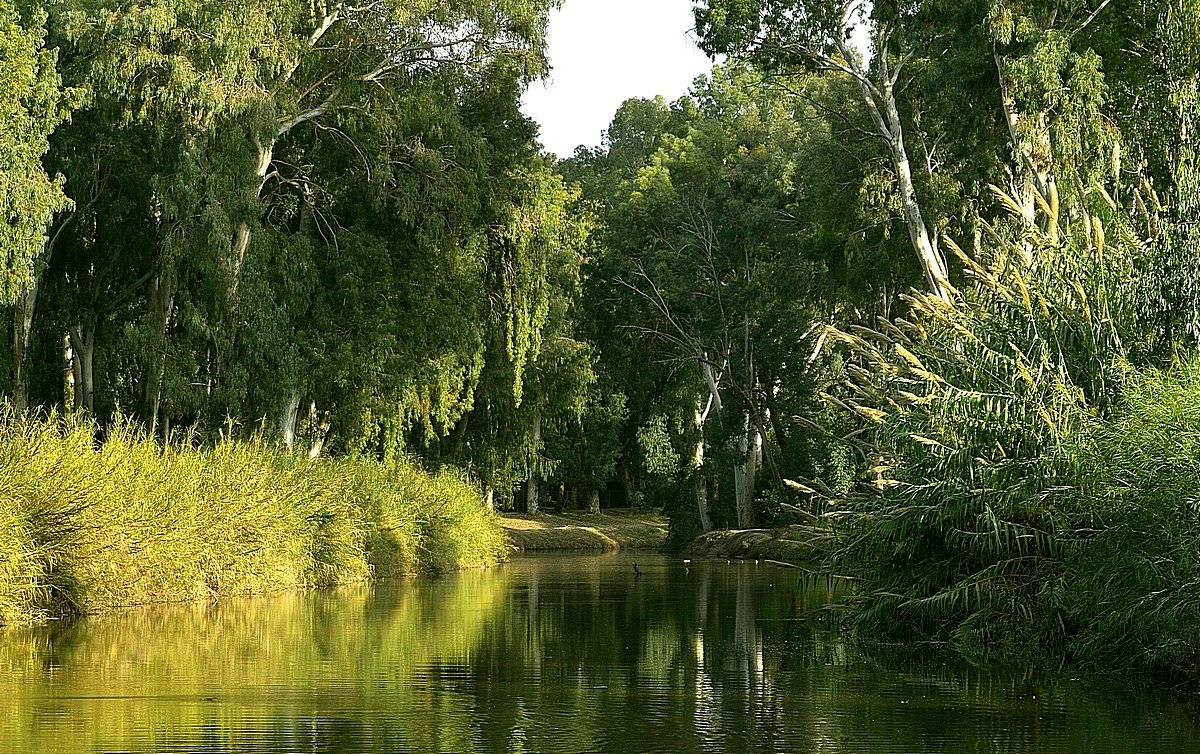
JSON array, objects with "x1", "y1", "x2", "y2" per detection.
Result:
[
  {"x1": 1, "y1": 556, "x2": 1198, "y2": 753},
  {"x1": 457, "y1": 557, "x2": 847, "y2": 753}
]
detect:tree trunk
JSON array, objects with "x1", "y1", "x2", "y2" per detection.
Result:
[
  {"x1": 484, "y1": 484, "x2": 495, "y2": 511},
  {"x1": 227, "y1": 138, "x2": 276, "y2": 304},
  {"x1": 280, "y1": 389, "x2": 302, "y2": 448},
  {"x1": 67, "y1": 323, "x2": 95, "y2": 416},
  {"x1": 71, "y1": 351, "x2": 82, "y2": 410},
  {"x1": 995, "y1": 47, "x2": 1053, "y2": 244},
  {"x1": 588, "y1": 488, "x2": 600, "y2": 515},
  {"x1": 306, "y1": 400, "x2": 330, "y2": 459},
  {"x1": 621, "y1": 463, "x2": 635, "y2": 507},
  {"x1": 144, "y1": 270, "x2": 174, "y2": 433},
  {"x1": 12, "y1": 280, "x2": 38, "y2": 413},
  {"x1": 62, "y1": 332, "x2": 75, "y2": 408},
  {"x1": 693, "y1": 400, "x2": 715, "y2": 532},
  {"x1": 836, "y1": 34, "x2": 951, "y2": 300},
  {"x1": 733, "y1": 410, "x2": 762, "y2": 529},
  {"x1": 883, "y1": 88, "x2": 951, "y2": 299},
  {"x1": 526, "y1": 476, "x2": 539, "y2": 515},
  {"x1": 526, "y1": 410, "x2": 541, "y2": 514}
]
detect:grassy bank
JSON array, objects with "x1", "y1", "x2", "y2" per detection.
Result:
[
  {"x1": 0, "y1": 414, "x2": 505, "y2": 627},
  {"x1": 501, "y1": 509, "x2": 667, "y2": 551}
]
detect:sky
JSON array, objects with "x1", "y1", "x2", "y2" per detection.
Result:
[{"x1": 520, "y1": 0, "x2": 713, "y2": 158}]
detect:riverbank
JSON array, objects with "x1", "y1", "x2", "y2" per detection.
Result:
[
  {"x1": 501, "y1": 509, "x2": 668, "y2": 551},
  {"x1": 0, "y1": 415, "x2": 505, "y2": 627},
  {"x1": 682, "y1": 524, "x2": 832, "y2": 565}
]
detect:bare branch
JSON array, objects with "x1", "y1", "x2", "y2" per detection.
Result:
[
  {"x1": 1073, "y1": 0, "x2": 1113, "y2": 37},
  {"x1": 277, "y1": 88, "x2": 340, "y2": 136}
]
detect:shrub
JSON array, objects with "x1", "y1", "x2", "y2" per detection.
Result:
[{"x1": 1060, "y1": 362, "x2": 1200, "y2": 676}]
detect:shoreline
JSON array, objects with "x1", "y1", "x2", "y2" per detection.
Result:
[
  {"x1": 681, "y1": 525, "x2": 832, "y2": 565},
  {"x1": 501, "y1": 509, "x2": 668, "y2": 552}
]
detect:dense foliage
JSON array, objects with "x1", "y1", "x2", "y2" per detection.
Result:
[{"x1": 6, "y1": 0, "x2": 1200, "y2": 678}]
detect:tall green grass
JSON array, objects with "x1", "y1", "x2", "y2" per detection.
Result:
[
  {"x1": 0, "y1": 413, "x2": 506, "y2": 627},
  {"x1": 1060, "y1": 363, "x2": 1200, "y2": 676}
]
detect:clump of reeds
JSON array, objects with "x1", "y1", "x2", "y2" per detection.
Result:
[
  {"x1": 0, "y1": 412, "x2": 505, "y2": 626},
  {"x1": 820, "y1": 181, "x2": 1148, "y2": 656}
]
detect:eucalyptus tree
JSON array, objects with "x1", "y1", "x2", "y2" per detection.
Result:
[
  {"x1": 419, "y1": 161, "x2": 592, "y2": 508},
  {"x1": 36, "y1": 0, "x2": 557, "y2": 435},
  {"x1": 2, "y1": 3, "x2": 77, "y2": 408},
  {"x1": 694, "y1": 0, "x2": 1138, "y2": 302},
  {"x1": 695, "y1": 0, "x2": 953, "y2": 299},
  {"x1": 587, "y1": 68, "x2": 833, "y2": 529},
  {"x1": 53, "y1": 0, "x2": 553, "y2": 292},
  {"x1": 36, "y1": 108, "x2": 161, "y2": 416}
]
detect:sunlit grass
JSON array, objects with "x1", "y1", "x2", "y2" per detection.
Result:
[{"x1": 0, "y1": 412, "x2": 506, "y2": 626}]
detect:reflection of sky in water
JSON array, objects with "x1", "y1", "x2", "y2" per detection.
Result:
[{"x1": 0, "y1": 553, "x2": 1197, "y2": 753}]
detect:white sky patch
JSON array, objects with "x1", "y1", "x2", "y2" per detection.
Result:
[{"x1": 521, "y1": 0, "x2": 712, "y2": 158}]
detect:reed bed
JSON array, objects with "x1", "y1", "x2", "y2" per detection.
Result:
[
  {"x1": 818, "y1": 184, "x2": 1200, "y2": 677},
  {"x1": 0, "y1": 414, "x2": 505, "y2": 627}
]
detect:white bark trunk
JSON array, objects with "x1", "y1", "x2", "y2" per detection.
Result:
[
  {"x1": 995, "y1": 47, "x2": 1052, "y2": 242},
  {"x1": 280, "y1": 389, "x2": 302, "y2": 448},
  {"x1": 227, "y1": 138, "x2": 275, "y2": 306},
  {"x1": 694, "y1": 361, "x2": 728, "y2": 531},
  {"x1": 527, "y1": 410, "x2": 541, "y2": 515},
  {"x1": 834, "y1": 33, "x2": 951, "y2": 300},
  {"x1": 701, "y1": 361, "x2": 724, "y2": 414},
  {"x1": 883, "y1": 88, "x2": 951, "y2": 299},
  {"x1": 12, "y1": 280, "x2": 38, "y2": 413},
  {"x1": 306, "y1": 401, "x2": 329, "y2": 459},
  {"x1": 693, "y1": 400, "x2": 714, "y2": 532},
  {"x1": 62, "y1": 332, "x2": 74, "y2": 408},
  {"x1": 67, "y1": 324, "x2": 94, "y2": 416},
  {"x1": 588, "y1": 489, "x2": 600, "y2": 515},
  {"x1": 733, "y1": 410, "x2": 762, "y2": 530}
]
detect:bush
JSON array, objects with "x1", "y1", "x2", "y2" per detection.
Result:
[{"x1": 1060, "y1": 362, "x2": 1200, "y2": 676}]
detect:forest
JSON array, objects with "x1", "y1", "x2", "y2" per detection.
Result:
[{"x1": 5, "y1": 0, "x2": 1200, "y2": 677}]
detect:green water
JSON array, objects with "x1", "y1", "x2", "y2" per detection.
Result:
[{"x1": 1, "y1": 553, "x2": 1197, "y2": 753}]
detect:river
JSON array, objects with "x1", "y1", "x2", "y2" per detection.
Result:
[{"x1": 1, "y1": 553, "x2": 1198, "y2": 753}]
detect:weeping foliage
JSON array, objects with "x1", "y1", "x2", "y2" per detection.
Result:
[{"x1": 0, "y1": 2, "x2": 76, "y2": 305}]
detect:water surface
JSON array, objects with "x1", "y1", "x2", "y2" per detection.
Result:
[{"x1": 1, "y1": 553, "x2": 1197, "y2": 753}]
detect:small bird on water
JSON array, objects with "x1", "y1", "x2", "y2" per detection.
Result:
[{"x1": 633, "y1": 562, "x2": 643, "y2": 577}]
